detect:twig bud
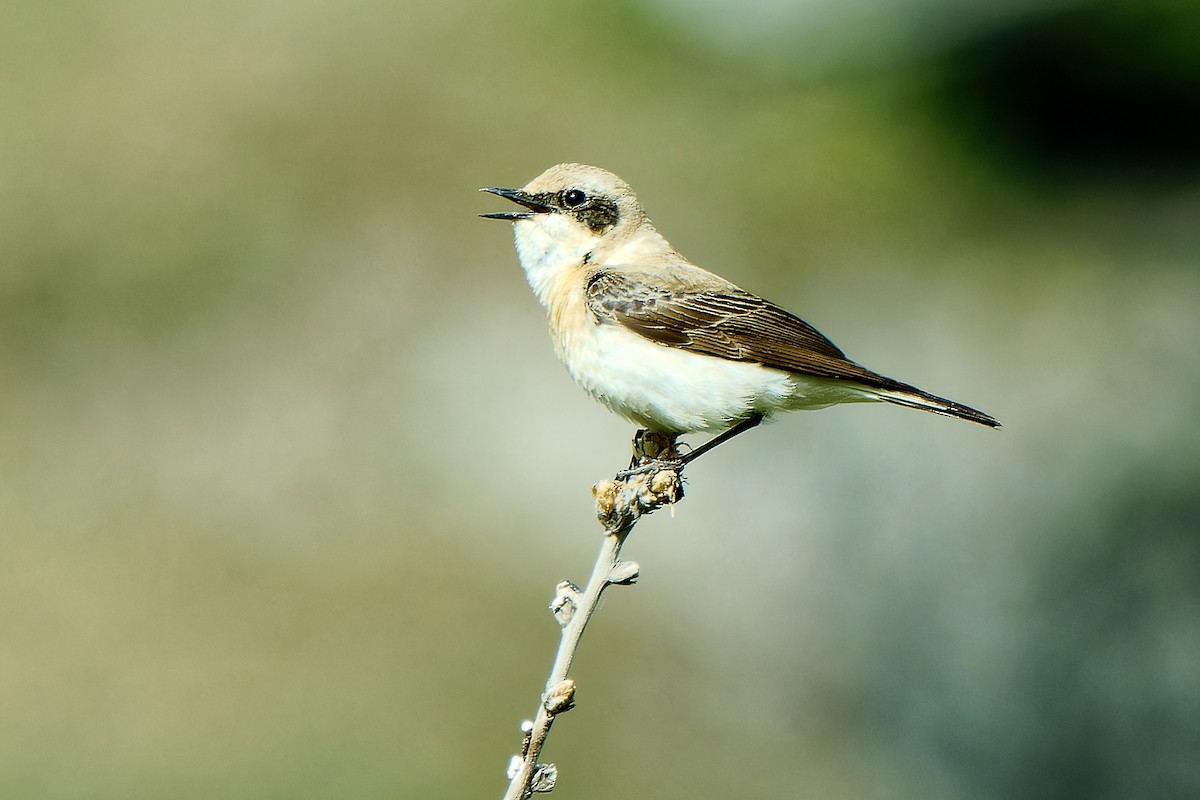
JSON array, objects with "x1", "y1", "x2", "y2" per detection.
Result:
[
  {"x1": 543, "y1": 679, "x2": 576, "y2": 715},
  {"x1": 592, "y1": 479, "x2": 618, "y2": 517},
  {"x1": 530, "y1": 763, "x2": 558, "y2": 793},
  {"x1": 520, "y1": 720, "x2": 534, "y2": 756},
  {"x1": 549, "y1": 581, "x2": 581, "y2": 627},
  {"x1": 607, "y1": 560, "x2": 640, "y2": 585},
  {"x1": 650, "y1": 469, "x2": 682, "y2": 503}
]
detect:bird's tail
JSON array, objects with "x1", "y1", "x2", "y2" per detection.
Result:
[{"x1": 866, "y1": 382, "x2": 1001, "y2": 428}]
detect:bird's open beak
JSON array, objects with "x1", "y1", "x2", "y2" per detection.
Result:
[{"x1": 479, "y1": 187, "x2": 556, "y2": 220}]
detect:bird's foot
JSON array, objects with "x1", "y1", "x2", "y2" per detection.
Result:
[
  {"x1": 617, "y1": 430, "x2": 684, "y2": 478},
  {"x1": 615, "y1": 458, "x2": 684, "y2": 479},
  {"x1": 595, "y1": 430, "x2": 686, "y2": 529}
]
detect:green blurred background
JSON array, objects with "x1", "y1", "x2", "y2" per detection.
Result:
[{"x1": 3, "y1": 1, "x2": 1198, "y2": 798}]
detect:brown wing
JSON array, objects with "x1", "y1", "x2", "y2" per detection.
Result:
[{"x1": 585, "y1": 270, "x2": 901, "y2": 390}]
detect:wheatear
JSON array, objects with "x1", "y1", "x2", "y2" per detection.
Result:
[{"x1": 482, "y1": 163, "x2": 998, "y2": 463}]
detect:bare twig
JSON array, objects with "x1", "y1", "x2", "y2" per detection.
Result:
[{"x1": 501, "y1": 432, "x2": 685, "y2": 799}]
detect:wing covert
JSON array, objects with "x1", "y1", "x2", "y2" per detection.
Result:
[{"x1": 585, "y1": 270, "x2": 897, "y2": 387}]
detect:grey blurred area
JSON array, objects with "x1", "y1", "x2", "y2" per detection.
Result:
[{"x1": 2, "y1": 0, "x2": 1198, "y2": 798}]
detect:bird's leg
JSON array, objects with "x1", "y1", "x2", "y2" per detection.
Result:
[
  {"x1": 628, "y1": 429, "x2": 649, "y2": 469},
  {"x1": 617, "y1": 415, "x2": 763, "y2": 478},
  {"x1": 617, "y1": 430, "x2": 683, "y2": 478},
  {"x1": 679, "y1": 414, "x2": 764, "y2": 465},
  {"x1": 634, "y1": 430, "x2": 681, "y2": 464}
]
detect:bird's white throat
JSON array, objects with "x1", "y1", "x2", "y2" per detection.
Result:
[{"x1": 511, "y1": 217, "x2": 597, "y2": 309}]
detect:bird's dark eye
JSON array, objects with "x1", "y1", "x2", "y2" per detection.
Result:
[{"x1": 562, "y1": 189, "x2": 587, "y2": 208}]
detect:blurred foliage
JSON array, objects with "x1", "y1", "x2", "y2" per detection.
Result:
[
  {"x1": 1, "y1": 1, "x2": 1198, "y2": 799},
  {"x1": 932, "y1": 0, "x2": 1200, "y2": 184}
]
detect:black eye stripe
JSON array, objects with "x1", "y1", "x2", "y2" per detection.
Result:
[{"x1": 576, "y1": 197, "x2": 619, "y2": 233}]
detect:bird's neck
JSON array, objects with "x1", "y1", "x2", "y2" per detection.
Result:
[
  {"x1": 513, "y1": 221, "x2": 593, "y2": 309},
  {"x1": 606, "y1": 224, "x2": 676, "y2": 265},
  {"x1": 513, "y1": 220, "x2": 675, "y2": 310}
]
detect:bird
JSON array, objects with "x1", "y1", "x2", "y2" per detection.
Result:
[{"x1": 481, "y1": 163, "x2": 998, "y2": 465}]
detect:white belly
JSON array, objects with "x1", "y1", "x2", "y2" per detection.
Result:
[{"x1": 555, "y1": 319, "x2": 859, "y2": 433}]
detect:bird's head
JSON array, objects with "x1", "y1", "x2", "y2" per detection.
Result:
[{"x1": 481, "y1": 163, "x2": 649, "y2": 266}]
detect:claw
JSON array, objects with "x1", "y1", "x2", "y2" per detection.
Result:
[{"x1": 615, "y1": 458, "x2": 683, "y2": 480}]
